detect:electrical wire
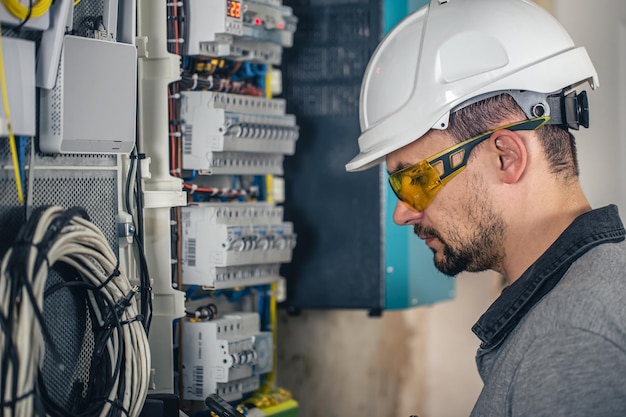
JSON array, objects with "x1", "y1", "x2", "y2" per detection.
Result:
[
  {"x1": 0, "y1": 0, "x2": 51, "y2": 20},
  {"x1": 166, "y1": 1, "x2": 184, "y2": 55},
  {"x1": 0, "y1": 206, "x2": 151, "y2": 417},
  {"x1": 123, "y1": 147, "x2": 153, "y2": 333},
  {"x1": 0, "y1": 22, "x2": 24, "y2": 203}
]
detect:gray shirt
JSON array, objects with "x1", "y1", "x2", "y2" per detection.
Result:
[{"x1": 470, "y1": 206, "x2": 626, "y2": 416}]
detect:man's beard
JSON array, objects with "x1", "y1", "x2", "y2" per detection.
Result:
[{"x1": 414, "y1": 203, "x2": 506, "y2": 277}]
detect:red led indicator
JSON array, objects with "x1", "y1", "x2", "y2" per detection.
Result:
[
  {"x1": 254, "y1": 17, "x2": 262, "y2": 25},
  {"x1": 277, "y1": 22, "x2": 285, "y2": 29}
]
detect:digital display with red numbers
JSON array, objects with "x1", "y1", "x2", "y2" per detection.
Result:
[{"x1": 227, "y1": 0, "x2": 241, "y2": 19}]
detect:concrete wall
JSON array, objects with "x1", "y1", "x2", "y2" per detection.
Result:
[{"x1": 277, "y1": 271, "x2": 501, "y2": 417}]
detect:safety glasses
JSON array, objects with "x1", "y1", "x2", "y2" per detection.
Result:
[{"x1": 388, "y1": 116, "x2": 550, "y2": 212}]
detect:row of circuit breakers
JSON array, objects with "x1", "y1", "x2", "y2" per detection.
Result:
[
  {"x1": 179, "y1": 0, "x2": 298, "y2": 405},
  {"x1": 181, "y1": 91, "x2": 298, "y2": 174}
]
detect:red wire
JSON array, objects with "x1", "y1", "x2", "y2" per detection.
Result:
[
  {"x1": 173, "y1": 2, "x2": 179, "y2": 55},
  {"x1": 168, "y1": 85, "x2": 177, "y2": 177}
]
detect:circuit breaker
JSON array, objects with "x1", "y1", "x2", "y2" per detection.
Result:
[
  {"x1": 181, "y1": 202, "x2": 296, "y2": 288},
  {"x1": 181, "y1": 312, "x2": 273, "y2": 402},
  {"x1": 180, "y1": 91, "x2": 298, "y2": 173}
]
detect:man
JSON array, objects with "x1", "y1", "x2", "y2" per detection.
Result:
[{"x1": 346, "y1": 0, "x2": 626, "y2": 416}]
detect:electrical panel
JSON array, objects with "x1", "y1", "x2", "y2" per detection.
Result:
[
  {"x1": 181, "y1": 202, "x2": 296, "y2": 288},
  {"x1": 164, "y1": 0, "x2": 300, "y2": 412},
  {"x1": 182, "y1": 312, "x2": 273, "y2": 402}
]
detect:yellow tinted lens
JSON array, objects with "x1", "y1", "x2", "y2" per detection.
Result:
[{"x1": 389, "y1": 161, "x2": 442, "y2": 211}]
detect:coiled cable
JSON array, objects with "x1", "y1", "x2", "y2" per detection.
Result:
[{"x1": 0, "y1": 206, "x2": 150, "y2": 417}]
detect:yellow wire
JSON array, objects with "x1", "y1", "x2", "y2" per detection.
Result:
[
  {"x1": 265, "y1": 64, "x2": 272, "y2": 99},
  {"x1": 262, "y1": 68, "x2": 276, "y2": 391},
  {"x1": 260, "y1": 282, "x2": 277, "y2": 393},
  {"x1": 0, "y1": 22, "x2": 24, "y2": 203},
  {"x1": 265, "y1": 175, "x2": 273, "y2": 203},
  {"x1": 264, "y1": 69, "x2": 274, "y2": 202},
  {"x1": 74, "y1": 0, "x2": 81, "y2": 6},
  {"x1": 1, "y1": 0, "x2": 53, "y2": 19}
]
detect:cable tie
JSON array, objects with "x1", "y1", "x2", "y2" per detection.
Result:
[
  {"x1": 97, "y1": 265, "x2": 121, "y2": 290},
  {"x1": 120, "y1": 314, "x2": 145, "y2": 325},
  {"x1": 102, "y1": 397, "x2": 131, "y2": 417},
  {"x1": 190, "y1": 184, "x2": 198, "y2": 194},
  {"x1": 118, "y1": 287, "x2": 139, "y2": 309},
  {"x1": 192, "y1": 73, "x2": 199, "y2": 90},
  {"x1": 12, "y1": 240, "x2": 52, "y2": 269}
]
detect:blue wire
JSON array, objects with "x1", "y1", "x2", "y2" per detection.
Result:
[
  {"x1": 225, "y1": 287, "x2": 250, "y2": 302},
  {"x1": 251, "y1": 63, "x2": 268, "y2": 77},
  {"x1": 185, "y1": 285, "x2": 200, "y2": 299},
  {"x1": 256, "y1": 175, "x2": 266, "y2": 202},
  {"x1": 182, "y1": 170, "x2": 197, "y2": 181},
  {"x1": 257, "y1": 287, "x2": 265, "y2": 328}
]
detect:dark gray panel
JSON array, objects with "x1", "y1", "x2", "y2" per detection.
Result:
[{"x1": 281, "y1": 0, "x2": 384, "y2": 313}]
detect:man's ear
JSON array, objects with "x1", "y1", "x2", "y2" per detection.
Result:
[{"x1": 491, "y1": 130, "x2": 527, "y2": 184}]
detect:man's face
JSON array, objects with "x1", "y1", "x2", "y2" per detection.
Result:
[{"x1": 386, "y1": 130, "x2": 506, "y2": 277}]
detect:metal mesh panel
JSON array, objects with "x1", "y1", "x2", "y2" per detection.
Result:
[
  {"x1": 30, "y1": 167, "x2": 119, "y2": 251},
  {"x1": 73, "y1": 0, "x2": 108, "y2": 38},
  {"x1": 0, "y1": 137, "x2": 30, "y2": 256},
  {"x1": 41, "y1": 266, "x2": 96, "y2": 411}
]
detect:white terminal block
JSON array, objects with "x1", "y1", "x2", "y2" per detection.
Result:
[
  {"x1": 200, "y1": 264, "x2": 283, "y2": 289},
  {"x1": 181, "y1": 203, "x2": 296, "y2": 286},
  {"x1": 199, "y1": 34, "x2": 283, "y2": 65},
  {"x1": 190, "y1": 150, "x2": 285, "y2": 175},
  {"x1": 184, "y1": 0, "x2": 243, "y2": 56},
  {"x1": 182, "y1": 313, "x2": 273, "y2": 401},
  {"x1": 180, "y1": 91, "x2": 299, "y2": 172}
]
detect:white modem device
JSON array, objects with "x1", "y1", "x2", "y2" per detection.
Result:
[{"x1": 39, "y1": 35, "x2": 137, "y2": 154}]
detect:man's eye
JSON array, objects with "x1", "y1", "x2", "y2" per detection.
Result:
[{"x1": 411, "y1": 173, "x2": 430, "y2": 186}]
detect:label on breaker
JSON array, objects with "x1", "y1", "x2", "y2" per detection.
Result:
[{"x1": 191, "y1": 365, "x2": 205, "y2": 398}]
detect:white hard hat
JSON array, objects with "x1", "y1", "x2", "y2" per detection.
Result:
[{"x1": 346, "y1": 0, "x2": 599, "y2": 172}]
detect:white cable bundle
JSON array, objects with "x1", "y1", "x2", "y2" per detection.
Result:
[{"x1": 0, "y1": 206, "x2": 151, "y2": 417}]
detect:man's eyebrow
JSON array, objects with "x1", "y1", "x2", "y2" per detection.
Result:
[{"x1": 386, "y1": 161, "x2": 414, "y2": 175}]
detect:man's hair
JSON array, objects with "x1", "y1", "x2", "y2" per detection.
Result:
[{"x1": 445, "y1": 93, "x2": 579, "y2": 179}]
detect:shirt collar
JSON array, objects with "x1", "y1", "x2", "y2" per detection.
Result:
[{"x1": 472, "y1": 205, "x2": 625, "y2": 349}]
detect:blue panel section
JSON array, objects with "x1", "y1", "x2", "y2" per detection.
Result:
[
  {"x1": 383, "y1": 0, "x2": 408, "y2": 32},
  {"x1": 382, "y1": 0, "x2": 456, "y2": 310},
  {"x1": 384, "y1": 0, "x2": 430, "y2": 32}
]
